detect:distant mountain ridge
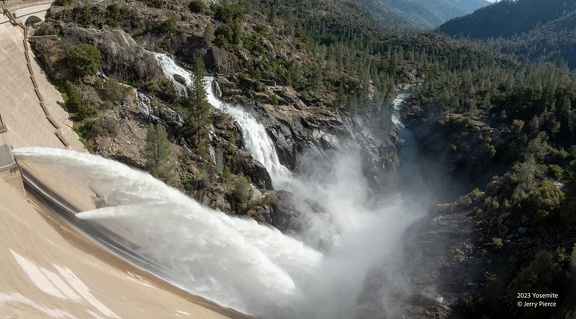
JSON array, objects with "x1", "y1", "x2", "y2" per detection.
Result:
[
  {"x1": 437, "y1": 0, "x2": 576, "y2": 68},
  {"x1": 438, "y1": 0, "x2": 576, "y2": 39},
  {"x1": 365, "y1": 0, "x2": 491, "y2": 29}
]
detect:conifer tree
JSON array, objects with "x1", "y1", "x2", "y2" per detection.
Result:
[
  {"x1": 143, "y1": 123, "x2": 174, "y2": 183},
  {"x1": 184, "y1": 57, "x2": 212, "y2": 156}
]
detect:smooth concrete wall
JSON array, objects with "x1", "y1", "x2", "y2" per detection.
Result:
[
  {"x1": 1, "y1": 2, "x2": 52, "y2": 30},
  {"x1": 0, "y1": 26, "x2": 84, "y2": 150},
  {"x1": 0, "y1": 14, "x2": 12, "y2": 31},
  {"x1": 0, "y1": 176, "x2": 238, "y2": 319}
]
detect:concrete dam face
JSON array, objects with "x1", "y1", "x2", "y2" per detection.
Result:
[{"x1": 0, "y1": 3, "x2": 242, "y2": 318}]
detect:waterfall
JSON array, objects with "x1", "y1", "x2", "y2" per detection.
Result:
[
  {"x1": 205, "y1": 85, "x2": 293, "y2": 188},
  {"x1": 391, "y1": 93, "x2": 409, "y2": 129},
  {"x1": 391, "y1": 92, "x2": 428, "y2": 196},
  {"x1": 19, "y1": 52, "x2": 432, "y2": 318},
  {"x1": 152, "y1": 52, "x2": 190, "y2": 96},
  {"x1": 134, "y1": 88, "x2": 184, "y2": 126},
  {"x1": 153, "y1": 53, "x2": 293, "y2": 189},
  {"x1": 133, "y1": 88, "x2": 158, "y2": 121}
]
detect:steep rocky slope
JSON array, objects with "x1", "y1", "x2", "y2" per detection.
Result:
[{"x1": 31, "y1": 0, "x2": 408, "y2": 230}]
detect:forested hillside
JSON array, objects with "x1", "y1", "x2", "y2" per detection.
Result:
[
  {"x1": 409, "y1": 40, "x2": 576, "y2": 319},
  {"x1": 36, "y1": 0, "x2": 492, "y2": 225},
  {"x1": 438, "y1": 0, "x2": 576, "y2": 68}
]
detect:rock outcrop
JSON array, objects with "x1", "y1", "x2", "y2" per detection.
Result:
[
  {"x1": 401, "y1": 99, "x2": 505, "y2": 197},
  {"x1": 219, "y1": 81, "x2": 400, "y2": 194},
  {"x1": 31, "y1": 2, "x2": 403, "y2": 231},
  {"x1": 33, "y1": 25, "x2": 163, "y2": 82}
]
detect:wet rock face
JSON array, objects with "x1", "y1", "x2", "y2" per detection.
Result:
[
  {"x1": 210, "y1": 112, "x2": 273, "y2": 190},
  {"x1": 229, "y1": 150, "x2": 273, "y2": 190},
  {"x1": 268, "y1": 190, "x2": 329, "y2": 236},
  {"x1": 269, "y1": 190, "x2": 305, "y2": 233},
  {"x1": 222, "y1": 84, "x2": 400, "y2": 193}
]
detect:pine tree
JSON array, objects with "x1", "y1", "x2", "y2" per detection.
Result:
[
  {"x1": 204, "y1": 24, "x2": 215, "y2": 45},
  {"x1": 142, "y1": 123, "x2": 174, "y2": 183},
  {"x1": 184, "y1": 57, "x2": 212, "y2": 155}
]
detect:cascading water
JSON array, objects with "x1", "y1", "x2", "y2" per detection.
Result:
[
  {"x1": 134, "y1": 88, "x2": 185, "y2": 126},
  {"x1": 153, "y1": 53, "x2": 293, "y2": 189},
  {"x1": 133, "y1": 89, "x2": 157, "y2": 120},
  {"x1": 391, "y1": 92, "x2": 429, "y2": 198}
]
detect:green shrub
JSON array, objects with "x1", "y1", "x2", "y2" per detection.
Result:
[
  {"x1": 67, "y1": 44, "x2": 102, "y2": 77},
  {"x1": 222, "y1": 164, "x2": 231, "y2": 179},
  {"x1": 34, "y1": 23, "x2": 59, "y2": 36},
  {"x1": 492, "y1": 237, "x2": 504, "y2": 248},
  {"x1": 106, "y1": 4, "x2": 132, "y2": 26},
  {"x1": 144, "y1": 0, "x2": 164, "y2": 8},
  {"x1": 203, "y1": 24, "x2": 215, "y2": 44},
  {"x1": 63, "y1": 81, "x2": 93, "y2": 120},
  {"x1": 54, "y1": 0, "x2": 73, "y2": 6},
  {"x1": 214, "y1": 22, "x2": 242, "y2": 46},
  {"x1": 228, "y1": 132, "x2": 236, "y2": 147},
  {"x1": 547, "y1": 164, "x2": 563, "y2": 180},
  {"x1": 70, "y1": 5, "x2": 103, "y2": 26},
  {"x1": 232, "y1": 175, "x2": 252, "y2": 210},
  {"x1": 523, "y1": 179, "x2": 564, "y2": 220},
  {"x1": 470, "y1": 188, "x2": 483, "y2": 199},
  {"x1": 189, "y1": 0, "x2": 206, "y2": 13},
  {"x1": 101, "y1": 76, "x2": 125, "y2": 103},
  {"x1": 142, "y1": 124, "x2": 174, "y2": 183},
  {"x1": 142, "y1": 78, "x2": 177, "y2": 103},
  {"x1": 86, "y1": 116, "x2": 118, "y2": 139},
  {"x1": 212, "y1": 4, "x2": 243, "y2": 23},
  {"x1": 153, "y1": 17, "x2": 178, "y2": 34}
]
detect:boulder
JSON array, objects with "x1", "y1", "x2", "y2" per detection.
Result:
[
  {"x1": 229, "y1": 149, "x2": 273, "y2": 190},
  {"x1": 59, "y1": 26, "x2": 163, "y2": 82}
]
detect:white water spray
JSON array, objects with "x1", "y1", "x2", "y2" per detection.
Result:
[
  {"x1": 15, "y1": 145, "x2": 426, "y2": 318},
  {"x1": 13, "y1": 147, "x2": 321, "y2": 318}
]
